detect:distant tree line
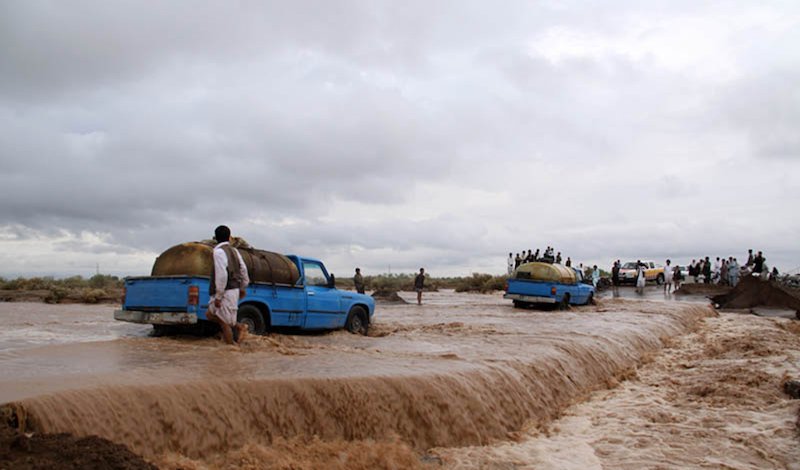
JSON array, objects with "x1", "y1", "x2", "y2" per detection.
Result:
[
  {"x1": 0, "y1": 272, "x2": 510, "y2": 304},
  {"x1": 0, "y1": 274, "x2": 123, "y2": 304}
]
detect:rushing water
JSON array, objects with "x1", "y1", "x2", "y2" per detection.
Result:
[{"x1": 0, "y1": 292, "x2": 723, "y2": 468}]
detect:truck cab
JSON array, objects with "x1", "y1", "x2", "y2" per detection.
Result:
[{"x1": 115, "y1": 255, "x2": 375, "y2": 335}]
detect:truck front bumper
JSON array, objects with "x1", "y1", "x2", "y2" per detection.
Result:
[
  {"x1": 503, "y1": 293, "x2": 556, "y2": 304},
  {"x1": 114, "y1": 310, "x2": 198, "y2": 325}
]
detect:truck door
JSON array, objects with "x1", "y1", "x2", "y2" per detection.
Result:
[{"x1": 302, "y1": 261, "x2": 344, "y2": 329}]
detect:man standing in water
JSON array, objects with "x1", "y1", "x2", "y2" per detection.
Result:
[
  {"x1": 663, "y1": 259, "x2": 674, "y2": 294},
  {"x1": 353, "y1": 267, "x2": 365, "y2": 294},
  {"x1": 636, "y1": 260, "x2": 646, "y2": 294},
  {"x1": 415, "y1": 268, "x2": 426, "y2": 305},
  {"x1": 206, "y1": 225, "x2": 249, "y2": 345}
]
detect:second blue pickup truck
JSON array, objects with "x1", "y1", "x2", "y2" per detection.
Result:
[
  {"x1": 114, "y1": 241, "x2": 375, "y2": 335},
  {"x1": 504, "y1": 262, "x2": 595, "y2": 309}
]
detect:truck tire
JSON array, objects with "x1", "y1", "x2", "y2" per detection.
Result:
[
  {"x1": 237, "y1": 304, "x2": 266, "y2": 336},
  {"x1": 558, "y1": 294, "x2": 570, "y2": 311},
  {"x1": 587, "y1": 292, "x2": 595, "y2": 306},
  {"x1": 346, "y1": 306, "x2": 369, "y2": 336},
  {"x1": 512, "y1": 300, "x2": 525, "y2": 309},
  {"x1": 656, "y1": 273, "x2": 664, "y2": 285},
  {"x1": 151, "y1": 324, "x2": 176, "y2": 337}
]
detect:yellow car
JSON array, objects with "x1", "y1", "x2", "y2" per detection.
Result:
[{"x1": 618, "y1": 261, "x2": 665, "y2": 285}]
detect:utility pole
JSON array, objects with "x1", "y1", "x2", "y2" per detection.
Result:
[{"x1": 96, "y1": 263, "x2": 100, "y2": 275}]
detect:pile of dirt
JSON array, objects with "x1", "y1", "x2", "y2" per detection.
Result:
[
  {"x1": 674, "y1": 283, "x2": 732, "y2": 297},
  {"x1": 371, "y1": 289, "x2": 407, "y2": 303},
  {"x1": 0, "y1": 424, "x2": 155, "y2": 469},
  {"x1": 711, "y1": 275, "x2": 800, "y2": 311}
]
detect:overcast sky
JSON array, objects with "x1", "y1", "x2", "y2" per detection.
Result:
[{"x1": 1, "y1": 0, "x2": 799, "y2": 278}]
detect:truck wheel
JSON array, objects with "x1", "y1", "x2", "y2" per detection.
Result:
[
  {"x1": 656, "y1": 274, "x2": 664, "y2": 285},
  {"x1": 237, "y1": 304, "x2": 266, "y2": 335},
  {"x1": 151, "y1": 325, "x2": 176, "y2": 337},
  {"x1": 587, "y1": 292, "x2": 595, "y2": 305},
  {"x1": 346, "y1": 306, "x2": 369, "y2": 335},
  {"x1": 512, "y1": 300, "x2": 524, "y2": 309},
  {"x1": 558, "y1": 294, "x2": 570, "y2": 311}
]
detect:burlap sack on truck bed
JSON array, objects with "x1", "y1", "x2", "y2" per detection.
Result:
[{"x1": 151, "y1": 238, "x2": 300, "y2": 286}]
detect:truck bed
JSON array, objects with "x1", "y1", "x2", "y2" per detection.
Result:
[{"x1": 124, "y1": 276, "x2": 205, "y2": 312}]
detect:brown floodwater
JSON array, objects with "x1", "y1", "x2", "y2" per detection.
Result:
[{"x1": 1, "y1": 290, "x2": 796, "y2": 469}]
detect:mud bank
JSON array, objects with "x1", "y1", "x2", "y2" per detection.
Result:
[
  {"x1": 0, "y1": 296, "x2": 714, "y2": 467},
  {"x1": 674, "y1": 283, "x2": 731, "y2": 297},
  {"x1": 712, "y1": 275, "x2": 800, "y2": 311},
  {"x1": 0, "y1": 424, "x2": 155, "y2": 470}
]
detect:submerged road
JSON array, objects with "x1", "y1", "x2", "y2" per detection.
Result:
[
  {"x1": 0, "y1": 288, "x2": 709, "y2": 404},
  {"x1": 0, "y1": 290, "x2": 716, "y2": 464}
]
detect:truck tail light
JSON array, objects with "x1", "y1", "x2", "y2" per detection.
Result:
[
  {"x1": 551, "y1": 286, "x2": 557, "y2": 295},
  {"x1": 188, "y1": 286, "x2": 199, "y2": 305},
  {"x1": 121, "y1": 287, "x2": 126, "y2": 305}
]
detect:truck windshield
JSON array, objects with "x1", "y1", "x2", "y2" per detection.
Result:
[{"x1": 303, "y1": 262, "x2": 329, "y2": 287}]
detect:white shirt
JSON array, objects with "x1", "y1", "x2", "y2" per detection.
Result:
[{"x1": 213, "y1": 242, "x2": 250, "y2": 300}]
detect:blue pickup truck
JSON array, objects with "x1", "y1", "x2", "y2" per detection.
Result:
[
  {"x1": 504, "y1": 262, "x2": 595, "y2": 309},
  {"x1": 114, "y1": 249, "x2": 375, "y2": 336}
]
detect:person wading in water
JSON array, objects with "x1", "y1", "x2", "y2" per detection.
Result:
[
  {"x1": 415, "y1": 268, "x2": 426, "y2": 305},
  {"x1": 206, "y1": 225, "x2": 250, "y2": 345}
]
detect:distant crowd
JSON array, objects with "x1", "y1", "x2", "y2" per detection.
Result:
[
  {"x1": 508, "y1": 247, "x2": 573, "y2": 272},
  {"x1": 683, "y1": 249, "x2": 775, "y2": 286},
  {"x1": 507, "y1": 247, "x2": 602, "y2": 288},
  {"x1": 507, "y1": 246, "x2": 778, "y2": 294}
]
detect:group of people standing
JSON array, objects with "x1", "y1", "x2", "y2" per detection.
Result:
[
  {"x1": 686, "y1": 249, "x2": 770, "y2": 286},
  {"x1": 508, "y1": 247, "x2": 573, "y2": 274},
  {"x1": 605, "y1": 248, "x2": 773, "y2": 297}
]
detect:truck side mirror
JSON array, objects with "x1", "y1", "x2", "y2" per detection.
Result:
[{"x1": 328, "y1": 273, "x2": 336, "y2": 288}]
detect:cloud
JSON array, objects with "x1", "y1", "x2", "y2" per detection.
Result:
[{"x1": 1, "y1": 1, "x2": 799, "y2": 277}]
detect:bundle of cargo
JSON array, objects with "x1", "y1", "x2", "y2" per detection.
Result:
[
  {"x1": 151, "y1": 238, "x2": 300, "y2": 286},
  {"x1": 513, "y1": 262, "x2": 577, "y2": 284}
]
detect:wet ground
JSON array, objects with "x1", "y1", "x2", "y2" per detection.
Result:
[{"x1": 1, "y1": 288, "x2": 798, "y2": 469}]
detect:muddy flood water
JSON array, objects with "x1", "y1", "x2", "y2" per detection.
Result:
[{"x1": 1, "y1": 289, "x2": 798, "y2": 469}]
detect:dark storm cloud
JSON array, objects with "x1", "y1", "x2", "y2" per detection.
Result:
[{"x1": 1, "y1": 0, "x2": 799, "y2": 276}]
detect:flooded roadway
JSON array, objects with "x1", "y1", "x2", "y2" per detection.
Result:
[
  {"x1": 1, "y1": 289, "x2": 797, "y2": 469},
  {"x1": 1, "y1": 289, "x2": 701, "y2": 403}
]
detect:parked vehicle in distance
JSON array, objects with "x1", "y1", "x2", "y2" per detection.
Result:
[
  {"x1": 115, "y1": 249, "x2": 375, "y2": 336},
  {"x1": 504, "y1": 262, "x2": 595, "y2": 309},
  {"x1": 618, "y1": 261, "x2": 665, "y2": 285}
]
